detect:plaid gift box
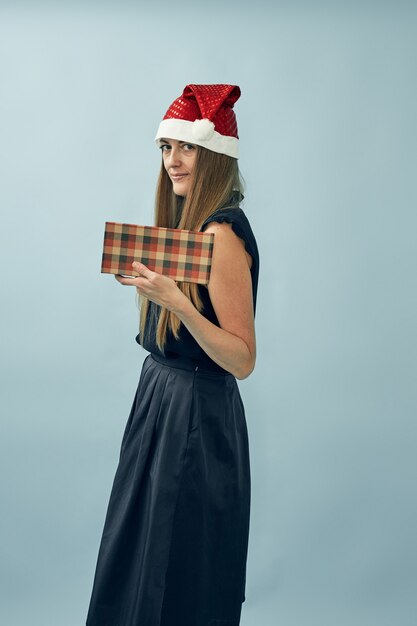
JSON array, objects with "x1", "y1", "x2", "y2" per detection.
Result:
[{"x1": 101, "y1": 221, "x2": 215, "y2": 284}]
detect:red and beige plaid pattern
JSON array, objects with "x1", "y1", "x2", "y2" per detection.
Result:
[{"x1": 101, "y1": 222, "x2": 214, "y2": 284}]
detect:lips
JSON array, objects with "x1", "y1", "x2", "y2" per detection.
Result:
[{"x1": 170, "y1": 173, "x2": 188, "y2": 181}]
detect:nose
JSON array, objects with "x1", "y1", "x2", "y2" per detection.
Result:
[{"x1": 165, "y1": 146, "x2": 182, "y2": 168}]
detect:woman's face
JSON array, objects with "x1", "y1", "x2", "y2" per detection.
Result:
[{"x1": 159, "y1": 138, "x2": 197, "y2": 197}]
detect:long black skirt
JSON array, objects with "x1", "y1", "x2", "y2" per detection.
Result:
[{"x1": 86, "y1": 353, "x2": 251, "y2": 626}]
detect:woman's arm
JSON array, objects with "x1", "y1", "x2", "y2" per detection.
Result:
[
  {"x1": 115, "y1": 222, "x2": 256, "y2": 379},
  {"x1": 176, "y1": 221, "x2": 256, "y2": 379}
]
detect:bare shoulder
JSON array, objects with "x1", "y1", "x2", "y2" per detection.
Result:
[{"x1": 203, "y1": 221, "x2": 252, "y2": 269}]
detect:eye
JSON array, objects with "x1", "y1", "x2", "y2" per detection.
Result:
[
  {"x1": 160, "y1": 144, "x2": 170, "y2": 152},
  {"x1": 182, "y1": 143, "x2": 196, "y2": 151}
]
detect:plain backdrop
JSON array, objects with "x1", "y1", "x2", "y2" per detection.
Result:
[{"x1": 1, "y1": 2, "x2": 416, "y2": 625}]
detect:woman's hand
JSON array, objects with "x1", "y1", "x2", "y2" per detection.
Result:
[{"x1": 115, "y1": 262, "x2": 188, "y2": 311}]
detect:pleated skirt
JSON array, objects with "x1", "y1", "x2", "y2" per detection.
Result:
[{"x1": 86, "y1": 353, "x2": 251, "y2": 626}]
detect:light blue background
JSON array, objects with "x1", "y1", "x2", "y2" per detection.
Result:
[{"x1": 1, "y1": 2, "x2": 416, "y2": 625}]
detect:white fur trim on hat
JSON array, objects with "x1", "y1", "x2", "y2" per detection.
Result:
[{"x1": 155, "y1": 118, "x2": 239, "y2": 159}]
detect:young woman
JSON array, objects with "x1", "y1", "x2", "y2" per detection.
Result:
[{"x1": 86, "y1": 84, "x2": 260, "y2": 626}]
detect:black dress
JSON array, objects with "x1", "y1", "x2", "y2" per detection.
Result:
[{"x1": 86, "y1": 197, "x2": 260, "y2": 626}]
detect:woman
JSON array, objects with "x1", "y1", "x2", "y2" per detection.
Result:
[{"x1": 86, "y1": 84, "x2": 260, "y2": 626}]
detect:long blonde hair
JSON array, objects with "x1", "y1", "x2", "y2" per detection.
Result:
[{"x1": 139, "y1": 146, "x2": 243, "y2": 351}]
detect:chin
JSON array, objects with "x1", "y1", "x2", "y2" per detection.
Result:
[{"x1": 173, "y1": 185, "x2": 189, "y2": 197}]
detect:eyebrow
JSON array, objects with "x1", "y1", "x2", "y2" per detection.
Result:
[{"x1": 159, "y1": 138, "x2": 189, "y2": 145}]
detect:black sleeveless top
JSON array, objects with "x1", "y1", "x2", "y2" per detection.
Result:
[{"x1": 136, "y1": 193, "x2": 260, "y2": 373}]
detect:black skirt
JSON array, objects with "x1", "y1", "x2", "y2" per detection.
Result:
[{"x1": 86, "y1": 353, "x2": 251, "y2": 626}]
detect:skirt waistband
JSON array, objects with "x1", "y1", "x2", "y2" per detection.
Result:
[{"x1": 150, "y1": 353, "x2": 232, "y2": 377}]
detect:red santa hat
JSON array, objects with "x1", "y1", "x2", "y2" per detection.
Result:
[{"x1": 155, "y1": 84, "x2": 241, "y2": 159}]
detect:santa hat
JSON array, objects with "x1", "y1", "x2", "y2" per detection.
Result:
[{"x1": 155, "y1": 84, "x2": 241, "y2": 159}]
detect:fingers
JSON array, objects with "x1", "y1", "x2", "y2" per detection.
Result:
[
  {"x1": 114, "y1": 274, "x2": 144, "y2": 285},
  {"x1": 114, "y1": 262, "x2": 154, "y2": 285},
  {"x1": 113, "y1": 261, "x2": 180, "y2": 310},
  {"x1": 132, "y1": 261, "x2": 154, "y2": 279}
]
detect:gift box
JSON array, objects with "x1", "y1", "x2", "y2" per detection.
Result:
[{"x1": 101, "y1": 221, "x2": 214, "y2": 284}]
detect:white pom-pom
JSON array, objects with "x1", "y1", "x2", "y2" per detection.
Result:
[{"x1": 192, "y1": 118, "x2": 215, "y2": 141}]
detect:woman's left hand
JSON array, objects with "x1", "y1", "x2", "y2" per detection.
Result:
[{"x1": 115, "y1": 262, "x2": 187, "y2": 311}]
